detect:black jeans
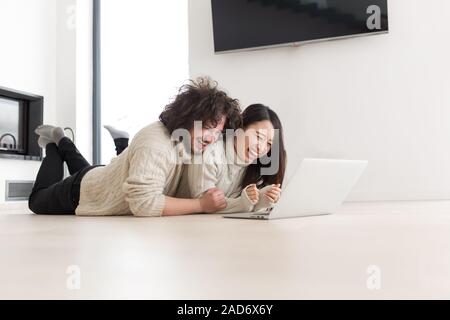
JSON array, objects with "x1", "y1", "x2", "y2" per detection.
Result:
[
  {"x1": 114, "y1": 138, "x2": 129, "y2": 156},
  {"x1": 28, "y1": 137, "x2": 129, "y2": 215}
]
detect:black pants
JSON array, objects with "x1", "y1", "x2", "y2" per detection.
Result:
[{"x1": 29, "y1": 137, "x2": 129, "y2": 215}]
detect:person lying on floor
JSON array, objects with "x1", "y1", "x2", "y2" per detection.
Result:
[
  {"x1": 105, "y1": 104, "x2": 287, "y2": 214},
  {"x1": 178, "y1": 104, "x2": 287, "y2": 213},
  {"x1": 28, "y1": 77, "x2": 242, "y2": 217}
]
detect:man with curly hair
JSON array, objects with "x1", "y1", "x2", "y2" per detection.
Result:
[{"x1": 29, "y1": 77, "x2": 242, "y2": 217}]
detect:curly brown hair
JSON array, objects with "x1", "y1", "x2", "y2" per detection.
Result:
[{"x1": 159, "y1": 77, "x2": 242, "y2": 134}]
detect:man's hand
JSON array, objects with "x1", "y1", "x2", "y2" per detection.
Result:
[
  {"x1": 244, "y1": 184, "x2": 259, "y2": 205},
  {"x1": 199, "y1": 188, "x2": 227, "y2": 213}
]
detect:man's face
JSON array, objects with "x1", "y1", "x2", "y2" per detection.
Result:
[{"x1": 190, "y1": 116, "x2": 226, "y2": 153}]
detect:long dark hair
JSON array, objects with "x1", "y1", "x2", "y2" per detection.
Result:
[
  {"x1": 240, "y1": 104, "x2": 287, "y2": 188},
  {"x1": 160, "y1": 77, "x2": 242, "y2": 134}
]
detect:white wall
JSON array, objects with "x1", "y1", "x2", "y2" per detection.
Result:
[
  {"x1": 56, "y1": 0, "x2": 77, "y2": 133},
  {"x1": 75, "y1": 0, "x2": 94, "y2": 163},
  {"x1": 0, "y1": 0, "x2": 57, "y2": 204},
  {"x1": 189, "y1": 0, "x2": 450, "y2": 201},
  {"x1": 0, "y1": 0, "x2": 83, "y2": 204}
]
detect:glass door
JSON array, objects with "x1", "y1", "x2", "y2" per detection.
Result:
[{"x1": 99, "y1": 0, "x2": 189, "y2": 163}]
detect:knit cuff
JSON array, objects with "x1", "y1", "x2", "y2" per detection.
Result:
[
  {"x1": 129, "y1": 194, "x2": 166, "y2": 217},
  {"x1": 235, "y1": 190, "x2": 255, "y2": 212},
  {"x1": 253, "y1": 188, "x2": 275, "y2": 212},
  {"x1": 154, "y1": 195, "x2": 166, "y2": 217}
]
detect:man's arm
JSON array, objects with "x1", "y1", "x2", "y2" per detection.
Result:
[
  {"x1": 124, "y1": 147, "x2": 195, "y2": 217},
  {"x1": 161, "y1": 197, "x2": 202, "y2": 216},
  {"x1": 162, "y1": 188, "x2": 226, "y2": 216},
  {"x1": 124, "y1": 146, "x2": 227, "y2": 217}
]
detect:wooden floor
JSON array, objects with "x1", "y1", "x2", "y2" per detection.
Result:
[{"x1": 1, "y1": 201, "x2": 450, "y2": 299}]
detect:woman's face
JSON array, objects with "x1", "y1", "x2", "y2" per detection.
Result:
[{"x1": 235, "y1": 120, "x2": 275, "y2": 163}]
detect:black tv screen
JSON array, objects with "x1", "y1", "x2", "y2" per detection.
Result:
[{"x1": 211, "y1": 0, "x2": 389, "y2": 53}]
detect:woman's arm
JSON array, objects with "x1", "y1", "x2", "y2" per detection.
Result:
[
  {"x1": 213, "y1": 191, "x2": 255, "y2": 214},
  {"x1": 252, "y1": 185, "x2": 281, "y2": 212}
]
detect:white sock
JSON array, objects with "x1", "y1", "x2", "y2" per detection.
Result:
[
  {"x1": 35, "y1": 125, "x2": 67, "y2": 146},
  {"x1": 35, "y1": 125, "x2": 57, "y2": 140},
  {"x1": 104, "y1": 125, "x2": 129, "y2": 140},
  {"x1": 37, "y1": 136, "x2": 53, "y2": 149},
  {"x1": 52, "y1": 127, "x2": 66, "y2": 145}
]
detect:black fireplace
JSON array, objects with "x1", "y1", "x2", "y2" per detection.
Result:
[{"x1": 0, "y1": 87, "x2": 43, "y2": 161}]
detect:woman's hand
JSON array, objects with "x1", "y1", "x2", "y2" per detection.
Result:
[
  {"x1": 244, "y1": 184, "x2": 259, "y2": 204},
  {"x1": 263, "y1": 184, "x2": 282, "y2": 203}
]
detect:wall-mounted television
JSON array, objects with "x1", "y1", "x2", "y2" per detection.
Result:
[{"x1": 211, "y1": 0, "x2": 389, "y2": 53}]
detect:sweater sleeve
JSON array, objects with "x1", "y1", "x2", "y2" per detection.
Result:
[
  {"x1": 215, "y1": 192, "x2": 255, "y2": 214},
  {"x1": 122, "y1": 147, "x2": 173, "y2": 217},
  {"x1": 252, "y1": 185, "x2": 276, "y2": 213}
]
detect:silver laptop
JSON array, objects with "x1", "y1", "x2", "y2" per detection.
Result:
[{"x1": 223, "y1": 158, "x2": 368, "y2": 220}]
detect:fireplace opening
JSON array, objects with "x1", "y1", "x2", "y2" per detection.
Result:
[
  {"x1": 0, "y1": 87, "x2": 43, "y2": 161},
  {"x1": 0, "y1": 97, "x2": 25, "y2": 154}
]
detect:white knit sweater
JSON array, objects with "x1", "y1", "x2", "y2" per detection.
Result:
[
  {"x1": 76, "y1": 122, "x2": 190, "y2": 217},
  {"x1": 176, "y1": 139, "x2": 274, "y2": 213}
]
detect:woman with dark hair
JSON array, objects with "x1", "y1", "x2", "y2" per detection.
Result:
[
  {"x1": 176, "y1": 104, "x2": 287, "y2": 213},
  {"x1": 29, "y1": 77, "x2": 242, "y2": 217}
]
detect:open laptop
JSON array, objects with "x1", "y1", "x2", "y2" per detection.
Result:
[{"x1": 223, "y1": 158, "x2": 368, "y2": 220}]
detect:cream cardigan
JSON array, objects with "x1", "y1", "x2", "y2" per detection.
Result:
[{"x1": 76, "y1": 122, "x2": 189, "y2": 217}]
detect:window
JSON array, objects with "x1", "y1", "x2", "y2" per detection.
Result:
[{"x1": 98, "y1": 0, "x2": 189, "y2": 163}]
